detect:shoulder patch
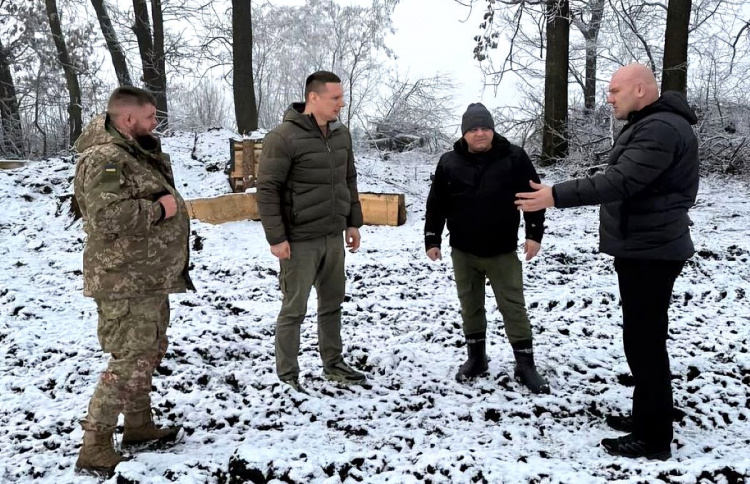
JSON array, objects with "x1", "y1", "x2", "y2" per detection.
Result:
[{"x1": 100, "y1": 162, "x2": 122, "y2": 192}]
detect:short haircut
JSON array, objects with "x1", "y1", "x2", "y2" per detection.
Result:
[
  {"x1": 107, "y1": 86, "x2": 157, "y2": 115},
  {"x1": 304, "y1": 71, "x2": 341, "y2": 100}
]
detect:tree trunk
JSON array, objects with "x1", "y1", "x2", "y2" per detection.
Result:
[
  {"x1": 583, "y1": 0, "x2": 604, "y2": 112},
  {"x1": 662, "y1": 0, "x2": 691, "y2": 93},
  {"x1": 541, "y1": 0, "x2": 570, "y2": 165},
  {"x1": 232, "y1": 0, "x2": 258, "y2": 133},
  {"x1": 45, "y1": 0, "x2": 83, "y2": 147},
  {"x1": 151, "y1": 0, "x2": 168, "y2": 129},
  {"x1": 0, "y1": 36, "x2": 24, "y2": 157},
  {"x1": 132, "y1": 0, "x2": 168, "y2": 129},
  {"x1": 90, "y1": 0, "x2": 133, "y2": 86}
]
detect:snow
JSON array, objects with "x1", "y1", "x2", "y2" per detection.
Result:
[{"x1": 1, "y1": 130, "x2": 749, "y2": 483}]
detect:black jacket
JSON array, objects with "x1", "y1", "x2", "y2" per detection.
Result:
[
  {"x1": 553, "y1": 91, "x2": 699, "y2": 260},
  {"x1": 425, "y1": 134, "x2": 545, "y2": 257}
]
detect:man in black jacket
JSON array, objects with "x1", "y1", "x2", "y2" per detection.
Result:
[
  {"x1": 515, "y1": 64, "x2": 699, "y2": 460},
  {"x1": 425, "y1": 103, "x2": 550, "y2": 394}
]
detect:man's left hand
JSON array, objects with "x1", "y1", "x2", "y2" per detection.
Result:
[
  {"x1": 346, "y1": 227, "x2": 361, "y2": 253},
  {"x1": 524, "y1": 240, "x2": 541, "y2": 261},
  {"x1": 515, "y1": 181, "x2": 554, "y2": 212}
]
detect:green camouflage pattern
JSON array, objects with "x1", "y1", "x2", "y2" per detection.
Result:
[
  {"x1": 82, "y1": 295, "x2": 170, "y2": 432},
  {"x1": 74, "y1": 114, "x2": 194, "y2": 298}
]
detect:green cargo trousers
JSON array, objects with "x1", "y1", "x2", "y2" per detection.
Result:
[
  {"x1": 275, "y1": 234, "x2": 346, "y2": 380},
  {"x1": 81, "y1": 295, "x2": 170, "y2": 432},
  {"x1": 451, "y1": 248, "x2": 532, "y2": 343}
]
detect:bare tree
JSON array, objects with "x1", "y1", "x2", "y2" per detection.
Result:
[
  {"x1": 662, "y1": 0, "x2": 691, "y2": 93},
  {"x1": 198, "y1": 0, "x2": 395, "y2": 130},
  {"x1": 571, "y1": 0, "x2": 605, "y2": 111},
  {"x1": 367, "y1": 73, "x2": 455, "y2": 152},
  {"x1": 233, "y1": 0, "x2": 257, "y2": 133},
  {"x1": 0, "y1": 33, "x2": 24, "y2": 157},
  {"x1": 132, "y1": 0, "x2": 168, "y2": 128},
  {"x1": 90, "y1": 0, "x2": 132, "y2": 86},
  {"x1": 541, "y1": 0, "x2": 570, "y2": 164},
  {"x1": 45, "y1": 0, "x2": 82, "y2": 146}
]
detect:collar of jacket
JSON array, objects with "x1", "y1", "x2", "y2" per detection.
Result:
[
  {"x1": 284, "y1": 102, "x2": 343, "y2": 133},
  {"x1": 625, "y1": 91, "x2": 699, "y2": 127},
  {"x1": 453, "y1": 132, "x2": 511, "y2": 158}
]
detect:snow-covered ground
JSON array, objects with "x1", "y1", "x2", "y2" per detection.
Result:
[{"x1": 1, "y1": 130, "x2": 749, "y2": 483}]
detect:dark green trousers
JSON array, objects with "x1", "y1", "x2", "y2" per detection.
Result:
[
  {"x1": 451, "y1": 248, "x2": 532, "y2": 343},
  {"x1": 275, "y1": 234, "x2": 346, "y2": 380}
]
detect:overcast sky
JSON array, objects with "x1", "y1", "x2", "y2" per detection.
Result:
[
  {"x1": 274, "y1": 0, "x2": 517, "y2": 128},
  {"x1": 389, "y1": 0, "x2": 507, "y2": 114}
]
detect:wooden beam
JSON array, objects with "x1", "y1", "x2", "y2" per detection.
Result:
[
  {"x1": 185, "y1": 193, "x2": 259, "y2": 225},
  {"x1": 186, "y1": 192, "x2": 406, "y2": 226},
  {"x1": 0, "y1": 160, "x2": 28, "y2": 169}
]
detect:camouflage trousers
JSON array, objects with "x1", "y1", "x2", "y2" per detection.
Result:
[{"x1": 81, "y1": 295, "x2": 170, "y2": 432}]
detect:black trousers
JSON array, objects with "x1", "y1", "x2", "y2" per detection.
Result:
[{"x1": 614, "y1": 257, "x2": 685, "y2": 446}]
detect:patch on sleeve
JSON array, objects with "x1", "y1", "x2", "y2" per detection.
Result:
[{"x1": 99, "y1": 162, "x2": 122, "y2": 192}]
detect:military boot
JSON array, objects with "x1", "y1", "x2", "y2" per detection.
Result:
[
  {"x1": 75, "y1": 429, "x2": 126, "y2": 478},
  {"x1": 512, "y1": 340, "x2": 550, "y2": 394},
  {"x1": 455, "y1": 332, "x2": 489, "y2": 382},
  {"x1": 122, "y1": 409, "x2": 181, "y2": 448}
]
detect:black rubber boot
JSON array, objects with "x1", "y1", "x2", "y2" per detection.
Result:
[
  {"x1": 512, "y1": 340, "x2": 550, "y2": 394},
  {"x1": 455, "y1": 332, "x2": 489, "y2": 382}
]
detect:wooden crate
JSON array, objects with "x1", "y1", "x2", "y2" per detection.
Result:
[
  {"x1": 227, "y1": 139, "x2": 263, "y2": 192},
  {"x1": 186, "y1": 192, "x2": 406, "y2": 226},
  {"x1": 359, "y1": 193, "x2": 406, "y2": 226}
]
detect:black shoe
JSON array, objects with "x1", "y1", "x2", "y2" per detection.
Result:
[
  {"x1": 456, "y1": 332, "x2": 489, "y2": 382},
  {"x1": 512, "y1": 342, "x2": 550, "y2": 394},
  {"x1": 605, "y1": 414, "x2": 634, "y2": 433},
  {"x1": 280, "y1": 378, "x2": 309, "y2": 394},
  {"x1": 600, "y1": 433, "x2": 671, "y2": 460}
]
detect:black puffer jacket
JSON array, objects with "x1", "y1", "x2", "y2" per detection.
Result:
[
  {"x1": 553, "y1": 91, "x2": 699, "y2": 260},
  {"x1": 257, "y1": 103, "x2": 363, "y2": 244},
  {"x1": 425, "y1": 134, "x2": 545, "y2": 257}
]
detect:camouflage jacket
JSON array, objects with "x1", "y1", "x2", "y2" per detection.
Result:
[{"x1": 74, "y1": 114, "x2": 194, "y2": 299}]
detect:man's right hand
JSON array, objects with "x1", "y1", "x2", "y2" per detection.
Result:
[
  {"x1": 426, "y1": 247, "x2": 442, "y2": 261},
  {"x1": 271, "y1": 241, "x2": 291, "y2": 260},
  {"x1": 158, "y1": 194, "x2": 177, "y2": 219}
]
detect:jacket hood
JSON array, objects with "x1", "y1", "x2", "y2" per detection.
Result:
[
  {"x1": 454, "y1": 132, "x2": 511, "y2": 157},
  {"x1": 632, "y1": 91, "x2": 698, "y2": 125},
  {"x1": 74, "y1": 114, "x2": 119, "y2": 153},
  {"x1": 283, "y1": 103, "x2": 344, "y2": 132}
]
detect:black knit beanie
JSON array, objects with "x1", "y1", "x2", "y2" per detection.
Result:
[{"x1": 461, "y1": 103, "x2": 495, "y2": 135}]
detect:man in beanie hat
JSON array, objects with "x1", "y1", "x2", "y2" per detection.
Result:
[{"x1": 424, "y1": 103, "x2": 549, "y2": 394}]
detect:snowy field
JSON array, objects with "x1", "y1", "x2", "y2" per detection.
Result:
[{"x1": 1, "y1": 130, "x2": 749, "y2": 483}]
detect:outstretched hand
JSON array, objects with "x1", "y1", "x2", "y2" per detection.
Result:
[{"x1": 515, "y1": 180, "x2": 554, "y2": 212}]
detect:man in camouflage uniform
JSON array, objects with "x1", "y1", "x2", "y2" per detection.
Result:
[
  {"x1": 257, "y1": 71, "x2": 366, "y2": 393},
  {"x1": 73, "y1": 86, "x2": 194, "y2": 476}
]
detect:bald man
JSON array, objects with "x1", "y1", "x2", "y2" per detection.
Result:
[{"x1": 515, "y1": 64, "x2": 699, "y2": 460}]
